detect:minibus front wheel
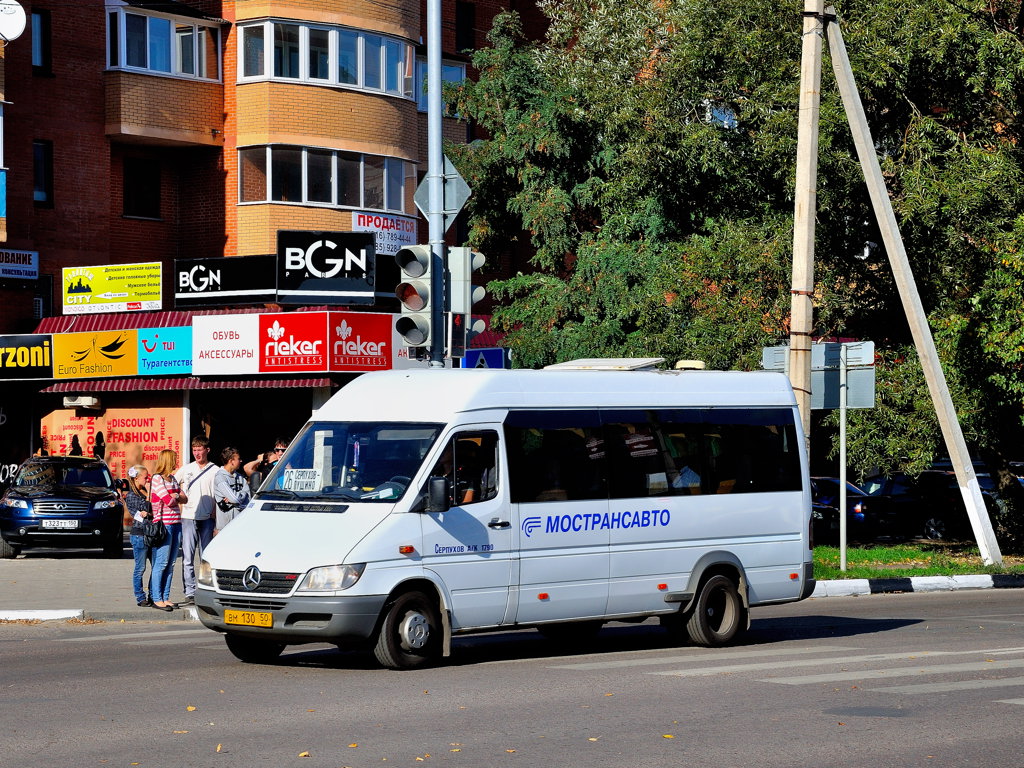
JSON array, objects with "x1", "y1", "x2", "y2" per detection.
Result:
[{"x1": 374, "y1": 590, "x2": 442, "y2": 669}]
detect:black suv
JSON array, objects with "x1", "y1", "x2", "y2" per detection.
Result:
[{"x1": 0, "y1": 456, "x2": 123, "y2": 558}]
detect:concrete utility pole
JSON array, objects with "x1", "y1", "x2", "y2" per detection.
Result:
[
  {"x1": 824, "y1": 9, "x2": 1002, "y2": 565},
  {"x1": 789, "y1": 0, "x2": 826, "y2": 447}
]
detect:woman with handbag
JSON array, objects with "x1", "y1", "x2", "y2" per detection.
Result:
[
  {"x1": 125, "y1": 465, "x2": 154, "y2": 607},
  {"x1": 150, "y1": 449, "x2": 188, "y2": 611}
]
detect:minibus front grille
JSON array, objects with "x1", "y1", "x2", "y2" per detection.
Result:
[
  {"x1": 216, "y1": 570, "x2": 300, "y2": 594},
  {"x1": 217, "y1": 597, "x2": 288, "y2": 611}
]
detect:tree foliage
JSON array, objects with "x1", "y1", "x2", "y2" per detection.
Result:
[{"x1": 449, "y1": 0, "x2": 1024, "y2": 515}]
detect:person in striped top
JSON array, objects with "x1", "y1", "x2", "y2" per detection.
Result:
[{"x1": 150, "y1": 449, "x2": 188, "y2": 611}]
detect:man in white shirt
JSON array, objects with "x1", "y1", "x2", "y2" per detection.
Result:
[{"x1": 174, "y1": 435, "x2": 217, "y2": 605}]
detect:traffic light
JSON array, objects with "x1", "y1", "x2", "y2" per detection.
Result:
[
  {"x1": 448, "y1": 247, "x2": 487, "y2": 354},
  {"x1": 395, "y1": 244, "x2": 433, "y2": 347}
]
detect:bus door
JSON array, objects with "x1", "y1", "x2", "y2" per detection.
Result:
[
  {"x1": 420, "y1": 428, "x2": 514, "y2": 630},
  {"x1": 504, "y1": 410, "x2": 610, "y2": 624}
]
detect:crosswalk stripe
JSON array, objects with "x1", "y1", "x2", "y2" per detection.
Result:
[
  {"x1": 60, "y1": 628, "x2": 211, "y2": 642},
  {"x1": 549, "y1": 645, "x2": 861, "y2": 671},
  {"x1": 871, "y1": 676, "x2": 1024, "y2": 695},
  {"x1": 764, "y1": 658, "x2": 1024, "y2": 685},
  {"x1": 648, "y1": 647, "x2": 1024, "y2": 678}
]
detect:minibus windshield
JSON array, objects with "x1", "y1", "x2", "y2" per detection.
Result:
[{"x1": 260, "y1": 421, "x2": 443, "y2": 502}]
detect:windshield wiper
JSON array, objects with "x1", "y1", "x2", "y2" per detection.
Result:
[{"x1": 259, "y1": 489, "x2": 302, "y2": 500}]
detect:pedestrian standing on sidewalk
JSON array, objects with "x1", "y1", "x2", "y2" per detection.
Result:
[
  {"x1": 174, "y1": 435, "x2": 217, "y2": 607},
  {"x1": 125, "y1": 465, "x2": 153, "y2": 607},
  {"x1": 213, "y1": 446, "x2": 250, "y2": 533},
  {"x1": 150, "y1": 449, "x2": 187, "y2": 612}
]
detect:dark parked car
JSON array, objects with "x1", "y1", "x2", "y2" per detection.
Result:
[
  {"x1": 861, "y1": 469, "x2": 1001, "y2": 540},
  {"x1": 0, "y1": 456, "x2": 123, "y2": 558},
  {"x1": 810, "y1": 477, "x2": 872, "y2": 543}
]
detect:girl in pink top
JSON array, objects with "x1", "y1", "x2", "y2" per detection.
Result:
[{"x1": 149, "y1": 449, "x2": 188, "y2": 611}]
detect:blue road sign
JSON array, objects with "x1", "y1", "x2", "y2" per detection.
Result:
[{"x1": 458, "y1": 347, "x2": 509, "y2": 369}]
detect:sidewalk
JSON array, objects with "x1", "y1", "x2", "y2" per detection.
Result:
[{"x1": 3, "y1": 546, "x2": 1024, "y2": 623}]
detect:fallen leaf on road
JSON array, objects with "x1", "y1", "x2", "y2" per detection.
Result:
[
  {"x1": 173, "y1": 730, "x2": 189, "y2": 734},
  {"x1": 348, "y1": 743, "x2": 358, "y2": 748},
  {"x1": 186, "y1": 705, "x2": 197, "y2": 712},
  {"x1": 663, "y1": 735, "x2": 674, "y2": 739},
  {"x1": 216, "y1": 744, "x2": 222, "y2": 753},
  {"x1": 298, "y1": 751, "x2": 311, "y2": 758}
]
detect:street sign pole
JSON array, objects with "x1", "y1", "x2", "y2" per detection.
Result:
[
  {"x1": 426, "y1": 0, "x2": 445, "y2": 366},
  {"x1": 840, "y1": 344, "x2": 848, "y2": 570}
]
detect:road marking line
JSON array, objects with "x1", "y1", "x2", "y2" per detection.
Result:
[
  {"x1": 59, "y1": 629, "x2": 211, "y2": 642},
  {"x1": 550, "y1": 645, "x2": 862, "y2": 671},
  {"x1": 995, "y1": 698, "x2": 1024, "y2": 705},
  {"x1": 649, "y1": 647, "x2": 1024, "y2": 678},
  {"x1": 764, "y1": 658, "x2": 1024, "y2": 685},
  {"x1": 870, "y1": 676, "x2": 1024, "y2": 695}
]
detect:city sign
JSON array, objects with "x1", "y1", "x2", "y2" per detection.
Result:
[{"x1": 62, "y1": 262, "x2": 162, "y2": 315}]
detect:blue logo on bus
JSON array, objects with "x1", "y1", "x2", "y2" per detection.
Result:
[{"x1": 522, "y1": 516, "x2": 543, "y2": 538}]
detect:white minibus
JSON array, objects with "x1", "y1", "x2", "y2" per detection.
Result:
[{"x1": 195, "y1": 367, "x2": 815, "y2": 668}]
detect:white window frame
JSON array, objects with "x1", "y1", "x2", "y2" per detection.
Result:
[
  {"x1": 237, "y1": 21, "x2": 413, "y2": 100},
  {"x1": 106, "y1": 5, "x2": 222, "y2": 81},
  {"x1": 415, "y1": 58, "x2": 467, "y2": 112},
  {"x1": 238, "y1": 146, "x2": 409, "y2": 214}
]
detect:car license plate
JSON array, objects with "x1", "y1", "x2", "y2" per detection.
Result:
[
  {"x1": 224, "y1": 609, "x2": 273, "y2": 628},
  {"x1": 41, "y1": 519, "x2": 79, "y2": 529}
]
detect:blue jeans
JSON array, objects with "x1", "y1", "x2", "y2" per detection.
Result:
[
  {"x1": 150, "y1": 522, "x2": 182, "y2": 603},
  {"x1": 130, "y1": 533, "x2": 152, "y2": 603},
  {"x1": 181, "y1": 517, "x2": 215, "y2": 598}
]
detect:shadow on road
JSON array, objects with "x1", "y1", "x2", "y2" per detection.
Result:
[{"x1": 259, "y1": 613, "x2": 922, "y2": 671}]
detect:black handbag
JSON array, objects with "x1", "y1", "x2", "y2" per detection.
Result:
[{"x1": 143, "y1": 519, "x2": 166, "y2": 547}]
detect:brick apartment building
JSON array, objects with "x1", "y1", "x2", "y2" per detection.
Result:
[{"x1": 0, "y1": 0, "x2": 543, "y2": 479}]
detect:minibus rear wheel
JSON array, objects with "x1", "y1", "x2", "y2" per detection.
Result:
[
  {"x1": 374, "y1": 590, "x2": 442, "y2": 670},
  {"x1": 685, "y1": 574, "x2": 745, "y2": 647}
]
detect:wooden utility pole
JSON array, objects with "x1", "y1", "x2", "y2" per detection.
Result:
[
  {"x1": 824, "y1": 9, "x2": 1002, "y2": 565},
  {"x1": 789, "y1": 0, "x2": 826, "y2": 446}
]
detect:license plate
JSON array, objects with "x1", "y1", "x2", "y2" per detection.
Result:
[
  {"x1": 224, "y1": 609, "x2": 273, "y2": 628},
  {"x1": 41, "y1": 519, "x2": 79, "y2": 529}
]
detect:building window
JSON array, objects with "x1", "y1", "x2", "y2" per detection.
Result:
[
  {"x1": 123, "y1": 157, "x2": 161, "y2": 219},
  {"x1": 238, "y1": 22, "x2": 413, "y2": 99},
  {"x1": 107, "y1": 8, "x2": 221, "y2": 81},
  {"x1": 31, "y1": 10, "x2": 52, "y2": 75},
  {"x1": 33, "y1": 140, "x2": 54, "y2": 208},
  {"x1": 239, "y1": 146, "x2": 409, "y2": 214},
  {"x1": 455, "y1": 2, "x2": 476, "y2": 53},
  {"x1": 415, "y1": 60, "x2": 467, "y2": 112}
]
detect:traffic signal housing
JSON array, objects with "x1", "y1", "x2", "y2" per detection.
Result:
[
  {"x1": 394, "y1": 244, "x2": 433, "y2": 348},
  {"x1": 448, "y1": 247, "x2": 486, "y2": 355}
]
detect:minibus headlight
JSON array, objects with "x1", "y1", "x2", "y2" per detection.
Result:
[
  {"x1": 197, "y1": 559, "x2": 214, "y2": 587},
  {"x1": 297, "y1": 563, "x2": 366, "y2": 592}
]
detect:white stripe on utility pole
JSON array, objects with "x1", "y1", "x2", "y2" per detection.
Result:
[{"x1": 764, "y1": 658, "x2": 1024, "y2": 685}]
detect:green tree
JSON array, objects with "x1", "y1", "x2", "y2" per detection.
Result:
[{"x1": 450, "y1": 0, "x2": 1024, "y2": 541}]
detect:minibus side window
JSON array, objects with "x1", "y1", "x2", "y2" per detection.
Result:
[
  {"x1": 653, "y1": 409, "x2": 707, "y2": 496},
  {"x1": 701, "y1": 408, "x2": 802, "y2": 494},
  {"x1": 602, "y1": 410, "x2": 676, "y2": 499},
  {"x1": 428, "y1": 431, "x2": 499, "y2": 506},
  {"x1": 504, "y1": 410, "x2": 606, "y2": 503}
]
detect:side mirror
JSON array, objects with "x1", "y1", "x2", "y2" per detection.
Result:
[{"x1": 425, "y1": 476, "x2": 450, "y2": 513}]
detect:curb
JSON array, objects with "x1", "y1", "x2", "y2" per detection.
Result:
[
  {"x1": 0, "y1": 606, "x2": 201, "y2": 623},
  {"x1": 811, "y1": 573, "x2": 1024, "y2": 598}
]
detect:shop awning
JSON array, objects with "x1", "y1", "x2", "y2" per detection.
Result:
[
  {"x1": 40, "y1": 377, "x2": 333, "y2": 393},
  {"x1": 32, "y1": 307, "x2": 292, "y2": 334}
]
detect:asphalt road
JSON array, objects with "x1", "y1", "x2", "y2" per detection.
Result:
[{"x1": 3, "y1": 589, "x2": 1023, "y2": 767}]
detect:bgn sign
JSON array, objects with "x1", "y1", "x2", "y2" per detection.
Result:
[{"x1": 277, "y1": 231, "x2": 377, "y2": 306}]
